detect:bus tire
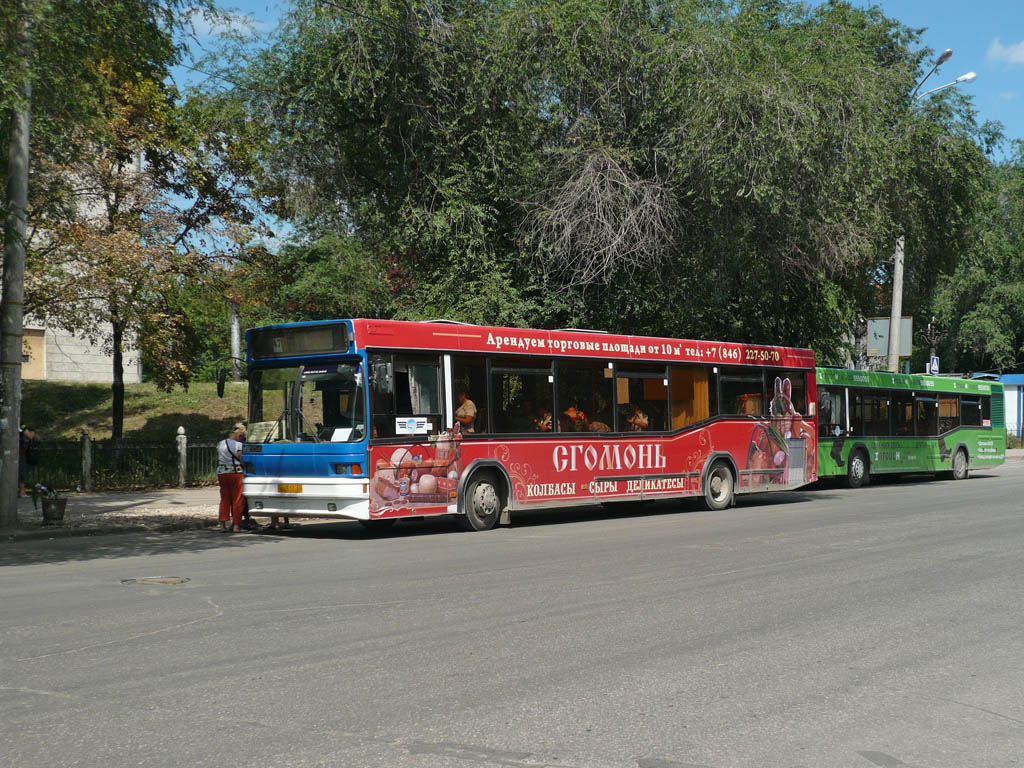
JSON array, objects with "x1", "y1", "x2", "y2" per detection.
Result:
[
  {"x1": 701, "y1": 461, "x2": 734, "y2": 511},
  {"x1": 951, "y1": 448, "x2": 969, "y2": 480},
  {"x1": 459, "y1": 473, "x2": 501, "y2": 531},
  {"x1": 847, "y1": 450, "x2": 869, "y2": 488}
]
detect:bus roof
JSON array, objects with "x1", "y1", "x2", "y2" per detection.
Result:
[
  {"x1": 816, "y1": 367, "x2": 1003, "y2": 395},
  {"x1": 243, "y1": 318, "x2": 814, "y2": 369}
]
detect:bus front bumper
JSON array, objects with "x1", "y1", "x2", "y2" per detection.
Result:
[{"x1": 243, "y1": 477, "x2": 370, "y2": 520}]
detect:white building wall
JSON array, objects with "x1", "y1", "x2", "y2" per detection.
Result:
[
  {"x1": 43, "y1": 325, "x2": 142, "y2": 384},
  {"x1": 1005, "y1": 386, "x2": 1021, "y2": 437}
]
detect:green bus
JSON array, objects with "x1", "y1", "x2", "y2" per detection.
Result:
[{"x1": 816, "y1": 368, "x2": 1006, "y2": 487}]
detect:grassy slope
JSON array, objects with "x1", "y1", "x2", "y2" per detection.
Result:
[{"x1": 22, "y1": 381, "x2": 248, "y2": 442}]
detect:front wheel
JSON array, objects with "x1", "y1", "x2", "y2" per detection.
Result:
[
  {"x1": 701, "y1": 461, "x2": 734, "y2": 511},
  {"x1": 847, "y1": 450, "x2": 869, "y2": 488},
  {"x1": 459, "y1": 474, "x2": 501, "y2": 531},
  {"x1": 951, "y1": 448, "x2": 969, "y2": 480}
]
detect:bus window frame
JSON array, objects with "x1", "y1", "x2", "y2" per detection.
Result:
[
  {"x1": 718, "y1": 367, "x2": 767, "y2": 417},
  {"x1": 368, "y1": 350, "x2": 445, "y2": 441},
  {"x1": 609, "y1": 362, "x2": 671, "y2": 434}
]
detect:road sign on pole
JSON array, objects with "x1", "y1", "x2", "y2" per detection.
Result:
[
  {"x1": 928, "y1": 355, "x2": 939, "y2": 375},
  {"x1": 867, "y1": 317, "x2": 913, "y2": 358}
]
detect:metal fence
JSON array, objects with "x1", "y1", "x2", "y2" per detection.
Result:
[{"x1": 24, "y1": 430, "x2": 219, "y2": 492}]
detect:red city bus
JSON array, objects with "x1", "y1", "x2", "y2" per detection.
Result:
[{"x1": 243, "y1": 319, "x2": 818, "y2": 530}]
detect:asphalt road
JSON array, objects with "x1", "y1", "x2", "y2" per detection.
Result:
[{"x1": 2, "y1": 464, "x2": 1023, "y2": 768}]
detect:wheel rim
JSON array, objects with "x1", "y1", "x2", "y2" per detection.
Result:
[
  {"x1": 954, "y1": 451, "x2": 966, "y2": 475},
  {"x1": 473, "y1": 482, "x2": 499, "y2": 519},
  {"x1": 851, "y1": 456, "x2": 864, "y2": 481},
  {"x1": 709, "y1": 468, "x2": 730, "y2": 503}
]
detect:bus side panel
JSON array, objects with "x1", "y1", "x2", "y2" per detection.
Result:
[
  {"x1": 818, "y1": 427, "x2": 1006, "y2": 478},
  {"x1": 368, "y1": 414, "x2": 817, "y2": 519},
  {"x1": 956, "y1": 426, "x2": 1006, "y2": 467}
]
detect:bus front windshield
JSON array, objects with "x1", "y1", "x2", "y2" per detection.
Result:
[{"x1": 248, "y1": 363, "x2": 366, "y2": 443}]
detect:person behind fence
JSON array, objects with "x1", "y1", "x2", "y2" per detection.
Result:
[
  {"x1": 217, "y1": 423, "x2": 246, "y2": 532},
  {"x1": 18, "y1": 425, "x2": 36, "y2": 498}
]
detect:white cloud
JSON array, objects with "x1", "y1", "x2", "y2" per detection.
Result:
[
  {"x1": 999, "y1": 91, "x2": 1018, "y2": 101},
  {"x1": 987, "y1": 38, "x2": 1024, "y2": 65}
]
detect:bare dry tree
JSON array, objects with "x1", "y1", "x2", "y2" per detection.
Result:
[{"x1": 525, "y1": 146, "x2": 682, "y2": 288}]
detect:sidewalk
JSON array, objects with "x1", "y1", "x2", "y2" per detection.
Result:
[{"x1": 4, "y1": 486, "x2": 224, "y2": 541}]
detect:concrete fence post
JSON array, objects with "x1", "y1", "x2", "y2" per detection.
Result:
[
  {"x1": 80, "y1": 428, "x2": 93, "y2": 492},
  {"x1": 176, "y1": 426, "x2": 187, "y2": 488}
]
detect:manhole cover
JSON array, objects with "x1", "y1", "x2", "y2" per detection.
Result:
[{"x1": 121, "y1": 577, "x2": 190, "y2": 585}]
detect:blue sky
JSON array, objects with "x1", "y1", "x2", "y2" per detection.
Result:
[
  {"x1": 864, "y1": 0, "x2": 1024, "y2": 151},
  {"x1": 184, "y1": 0, "x2": 1024, "y2": 150}
]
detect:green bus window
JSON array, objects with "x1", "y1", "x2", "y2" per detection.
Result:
[
  {"x1": 939, "y1": 396, "x2": 959, "y2": 434},
  {"x1": 982, "y1": 396, "x2": 992, "y2": 425},
  {"x1": 892, "y1": 392, "x2": 914, "y2": 435},
  {"x1": 818, "y1": 386, "x2": 845, "y2": 437},
  {"x1": 915, "y1": 398, "x2": 938, "y2": 437},
  {"x1": 961, "y1": 397, "x2": 982, "y2": 426},
  {"x1": 851, "y1": 391, "x2": 887, "y2": 437}
]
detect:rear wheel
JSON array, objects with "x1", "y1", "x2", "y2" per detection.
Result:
[
  {"x1": 459, "y1": 473, "x2": 501, "y2": 531},
  {"x1": 951, "y1": 448, "x2": 969, "y2": 480},
  {"x1": 847, "y1": 450, "x2": 869, "y2": 488},
  {"x1": 701, "y1": 461, "x2": 734, "y2": 511}
]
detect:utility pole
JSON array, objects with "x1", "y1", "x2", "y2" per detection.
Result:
[
  {"x1": 886, "y1": 48, "x2": 974, "y2": 375},
  {"x1": 886, "y1": 235, "x2": 904, "y2": 372},
  {"x1": 0, "y1": 0, "x2": 33, "y2": 526},
  {"x1": 230, "y1": 301, "x2": 241, "y2": 382}
]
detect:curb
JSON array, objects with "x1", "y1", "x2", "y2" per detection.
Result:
[{"x1": 2, "y1": 518, "x2": 216, "y2": 543}]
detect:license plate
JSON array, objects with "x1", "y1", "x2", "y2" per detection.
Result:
[{"x1": 278, "y1": 484, "x2": 303, "y2": 493}]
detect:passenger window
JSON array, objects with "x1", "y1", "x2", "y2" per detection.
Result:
[
  {"x1": 915, "y1": 398, "x2": 938, "y2": 437},
  {"x1": 557, "y1": 361, "x2": 614, "y2": 433},
  {"x1": 491, "y1": 357, "x2": 554, "y2": 434},
  {"x1": 453, "y1": 356, "x2": 488, "y2": 434},
  {"x1": 615, "y1": 364, "x2": 668, "y2": 432},
  {"x1": 961, "y1": 397, "x2": 982, "y2": 426},
  {"x1": 670, "y1": 365, "x2": 712, "y2": 430},
  {"x1": 371, "y1": 354, "x2": 442, "y2": 438},
  {"x1": 720, "y1": 368, "x2": 764, "y2": 416},
  {"x1": 818, "y1": 386, "x2": 845, "y2": 437},
  {"x1": 939, "y1": 397, "x2": 959, "y2": 433},
  {"x1": 852, "y1": 391, "x2": 889, "y2": 437},
  {"x1": 767, "y1": 370, "x2": 807, "y2": 415},
  {"x1": 892, "y1": 392, "x2": 914, "y2": 435}
]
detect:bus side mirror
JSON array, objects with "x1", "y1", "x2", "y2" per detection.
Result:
[
  {"x1": 216, "y1": 367, "x2": 226, "y2": 398},
  {"x1": 371, "y1": 358, "x2": 393, "y2": 394}
]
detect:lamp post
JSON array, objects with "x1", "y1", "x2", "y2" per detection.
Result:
[{"x1": 886, "y1": 50, "x2": 976, "y2": 372}]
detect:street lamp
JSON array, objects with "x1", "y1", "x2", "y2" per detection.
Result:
[
  {"x1": 886, "y1": 50, "x2": 976, "y2": 373},
  {"x1": 916, "y1": 72, "x2": 977, "y2": 100}
]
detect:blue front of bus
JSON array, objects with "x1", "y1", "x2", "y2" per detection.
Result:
[{"x1": 242, "y1": 321, "x2": 372, "y2": 520}]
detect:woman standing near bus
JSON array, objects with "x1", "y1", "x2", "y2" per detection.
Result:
[{"x1": 217, "y1": 423, "x2": 247, "y2": 532}]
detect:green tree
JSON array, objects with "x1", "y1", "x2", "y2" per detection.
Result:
[
  {"x1": 220, "y1": 0, "x2": 991, "y2": 354},
  {"x1": 932, "y1": 141, "x2": 1024, "y2": 372},
  {"x1": 2, "y1": 0, "x2": 221, "y2": 520}
]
